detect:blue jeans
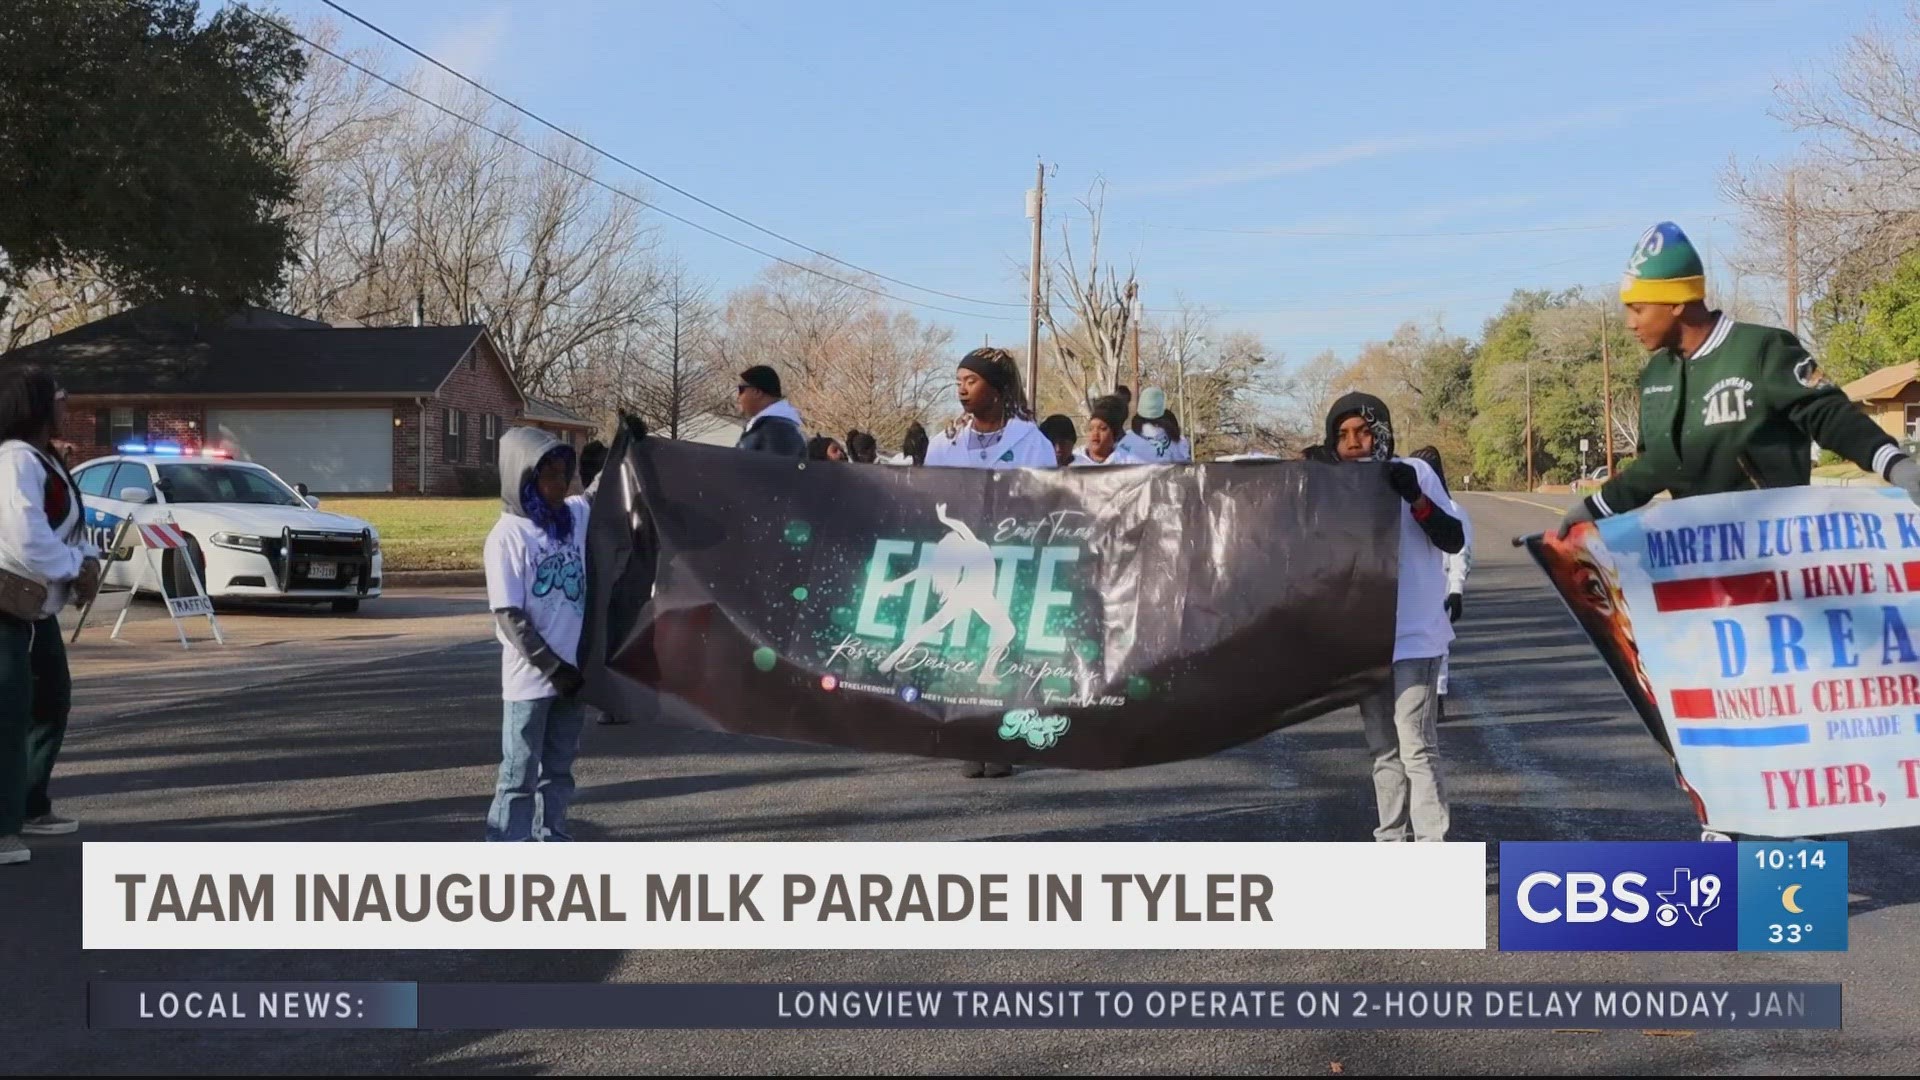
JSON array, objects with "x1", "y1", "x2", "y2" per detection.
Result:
[{"x1": 486, "y1": 697, "x2": 586, "y2": 842}]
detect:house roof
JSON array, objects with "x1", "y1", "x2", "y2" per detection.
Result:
[
  {"x1": 523, "y1": 395, "x2": 594, "y2": 428},
  {"x1": 0, "y1": 302, "x2": 496, "y2": 399},
  {"x1": 1844, "y1": 361, "x2": 1919, "y2": 404}
]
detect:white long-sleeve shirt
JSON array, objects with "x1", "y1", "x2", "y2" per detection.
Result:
[
  {"x1": 0, "y1": 440, "x2": 97, "y2": 618},
  {"x1": 1444, "y1": 539, "x2": 1472, "y2": 596}
]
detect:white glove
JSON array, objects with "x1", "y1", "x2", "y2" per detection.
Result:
[
  {"x1": 1556, "y1": 499, "x2": 1597, "y2": 540},
  {"x1": 1890, "y1": 457, "x2": 1920, "y2": 506}
]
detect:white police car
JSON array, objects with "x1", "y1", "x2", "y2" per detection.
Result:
[{"x1": 73, "y1": 444, "x2": 383, "y2": 613}]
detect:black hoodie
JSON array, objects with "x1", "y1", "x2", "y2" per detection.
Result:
[{"x1": 1323, "y1": 392, "x2": 1465, "y2": 556}]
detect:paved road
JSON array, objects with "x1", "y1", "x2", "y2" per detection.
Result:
[{"x1": 3, "y1": 493, "x2": 1916, "y2": 1074}]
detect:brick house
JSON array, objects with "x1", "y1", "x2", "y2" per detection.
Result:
[
  {"x1": 0, "y1": 302, "x2": 591, "y2": 494},
  {"x1": 522, "y1": 395, "x2": 597, "y2": 449}
]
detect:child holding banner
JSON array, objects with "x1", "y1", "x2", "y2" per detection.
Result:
[
  {"x1": 484, "y1": 427, "x2": 592, "y2": 841},
  {"x1": 1325, "y1": 394, "x2": 1469, "y2": 842}
]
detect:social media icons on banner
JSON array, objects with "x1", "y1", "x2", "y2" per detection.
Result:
[{"x1": 1498, "y1": 842, "x2": 1846, "y2": 951}]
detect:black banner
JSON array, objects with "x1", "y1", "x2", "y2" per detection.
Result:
[{"x1": 581, "y1": 430, "x2": 1401, "y2": 769}]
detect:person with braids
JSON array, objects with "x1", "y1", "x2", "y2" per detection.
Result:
[
  {"x1": 924, "y1": 348, "x2": 1056, "y2": 778},
  {"x1": 925, "y1": 347, "x2": 1056, "y2": 469}
]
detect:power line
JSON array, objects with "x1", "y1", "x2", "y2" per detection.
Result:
[
  {"x1": 316, "y1": 0, "x2": 1028, "y2": 310},
  {"x1": 237, "y1": 6, "x2": 1019, "y2": 323},
  {"x1": 1142, "y1": 222, "x2": 1628, "y2": 238}
]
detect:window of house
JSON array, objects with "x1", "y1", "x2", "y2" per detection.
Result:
[
  {"x1": 444, "y1": 409, "x2": 465, "y2": 462},
  {"x1": 96, "y1": 407, "x2": 148, "y2": 448},
  {"x1": 1905, "y1": 403, "x2": 1920, "y2": 440}
]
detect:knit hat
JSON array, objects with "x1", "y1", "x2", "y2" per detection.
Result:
[
  {"x1": 1137, "y1": 387, "x2": 1168, "y2": 420},
  {"x1": 1619, "y1": 222, "x2": 1706, "y2": 305},
  {"x1": 739, "y1": 365, "x2": 783, "y2": 398}
]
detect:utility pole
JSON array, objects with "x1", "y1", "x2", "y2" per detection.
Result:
[
  {"x1": 1785, "y1": 169, "x2": 1801, "y2": 336},
  {"x1": 1524, "y1": 353, "x2": 1534, "y2": 492},
  {"x1": 1127, "y1": 282, "x2": 1141, "y2": 401},
  {"x1": 1600, "y1": 304, "x2": 1615, "y2": 475},
  {"x1": 1025, "y1": 161, "x2": 1045, "y2": 413}
]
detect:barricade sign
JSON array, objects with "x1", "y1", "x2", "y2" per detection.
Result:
[{"x1": 70, "y1": 514, "x2": 224, "y2": 649}]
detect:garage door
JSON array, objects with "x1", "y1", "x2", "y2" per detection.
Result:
[{"x1": 207, "y1": 408, "x2": 393, "y2": 493}]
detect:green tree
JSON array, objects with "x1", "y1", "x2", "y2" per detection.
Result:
[
  {"x1": 1814, "y1": 247, "x2": 1920, "y2": 387},
  {"x1": 0, "y1": 0, "x2": 306, "y2": 310}
]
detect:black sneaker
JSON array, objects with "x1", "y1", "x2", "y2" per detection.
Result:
[
  {"x1": 982, "y1": 763, "x2": 1014, "y2": 779},
  {"x1": 959, "y1": 761, "x2": 986, "y2": 778}
]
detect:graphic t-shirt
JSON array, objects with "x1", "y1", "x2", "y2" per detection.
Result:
[{"x1": 484, "y1": 497, "x2": 590, "y2": 700}]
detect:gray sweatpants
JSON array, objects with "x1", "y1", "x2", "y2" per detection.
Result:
[{"x1": 1359, "y1": 656, "x2": 1449, "y2": 842}]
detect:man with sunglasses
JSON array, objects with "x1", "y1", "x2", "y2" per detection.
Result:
[{"x1": 733, "y1": 365, "x2": 807, "y2": 459}]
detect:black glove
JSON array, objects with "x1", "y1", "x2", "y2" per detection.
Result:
[
  {"x1": 550, "y1": 662, "x2": 586, "y2": 697},
  {"x1": 1445, "y1": 592, "x2": 1462, "y2": 623},
  {"x1": 1386, "y1": 461, "x2": 1422, "y2": 502},
  {"x1": 1556, "y1": 498, "x2": 1597, "y2": 540}
]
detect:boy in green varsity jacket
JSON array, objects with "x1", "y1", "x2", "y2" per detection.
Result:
[{"x1": 1560, "y1": 221, "x2": 1920, "y2": 537}]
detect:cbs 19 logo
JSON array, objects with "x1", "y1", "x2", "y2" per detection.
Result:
[{"x1": 1514, "y1": 869, "x2": 1723, "y2": 927}]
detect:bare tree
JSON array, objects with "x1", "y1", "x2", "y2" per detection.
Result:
[
  {"x1": 0, "y1": 263, "x2": 122, "y2": 352},
  {"x1": 623, "y1": 268, "x2": 729, "y2": 439},
  {"x1": 1724, "y1": 4, "x2": 1920, "y2": 332},
  {"x1": 277, "y1": 32, "x2": 664, "y2": 399},
  {"x1": 1041, "y1": 181, "x2": 1140, "y2": 413},
  {"x1": 721, "y1": 259, "x2": 954, "y2": 443}
]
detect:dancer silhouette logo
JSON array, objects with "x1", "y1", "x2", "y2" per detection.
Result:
[
  {"x1": 879, "y1": 504, "x2": 1020, "y2": 686},
  {"x1": 840, "y1": 503, "x2": 1101, "y2": 708}
]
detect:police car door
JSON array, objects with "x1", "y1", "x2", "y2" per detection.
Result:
[{"x1": 81, "y1": 460, "x2": 154, "y2": 587}]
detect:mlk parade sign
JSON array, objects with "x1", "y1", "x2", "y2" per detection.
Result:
[
  {"x1": 580, "y1": 428, "x2": 1402, "y2": 769},
  {"x1": 1530, "y1": 486, "x2": 1920, "y2": 837}
]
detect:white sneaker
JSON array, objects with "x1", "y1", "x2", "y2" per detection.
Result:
[
  {"x1": 1701, "y1": 828, "x2": 1735, "y2": 842},
  {"x1": 0, "y1": 836, "x2": 29, "y2": 865},
  {"x1": 21, "y1": 814, "x2": 77, "y2": 836}
]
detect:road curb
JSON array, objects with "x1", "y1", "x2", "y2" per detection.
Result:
[{"x1": 384, "y1": 569, "x2": 485, "y2": 587}]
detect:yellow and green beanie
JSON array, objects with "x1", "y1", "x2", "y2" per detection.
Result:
[{"x1": 1619, "y1": 221, "x2": 1706, "y2": 305}]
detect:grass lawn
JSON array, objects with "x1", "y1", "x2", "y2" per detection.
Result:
[
  {"x1": 1813, "y1": 462, "x2": 1874, "y2": 481},
  {"x1": 325, "y1": 498, "x2": 497, "y2": 571}
]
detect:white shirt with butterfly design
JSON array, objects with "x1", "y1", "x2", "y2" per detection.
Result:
[{"x1": 485, "y1": 495, "x2": 591, "y2": 701}]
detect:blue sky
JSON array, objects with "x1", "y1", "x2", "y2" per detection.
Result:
[{"x1": 269, "y1": 0, "x2": 1899, "y2": 363}]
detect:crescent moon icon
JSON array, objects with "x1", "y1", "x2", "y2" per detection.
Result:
[{"x1": 1782, "y1": 884, "x2": 1804, "y2": 914}]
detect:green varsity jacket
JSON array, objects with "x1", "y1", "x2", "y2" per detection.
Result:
[{"x1": 1591, "y1": 315, "x2": 1908, "y2": 518}]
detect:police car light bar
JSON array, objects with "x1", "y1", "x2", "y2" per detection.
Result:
[
  {"x1": 149, "y1": 443, "x2": 182, "y2": 455},
  {"x1": 117, "y1": 443, "x2": 149, "y2": 453},
  {"x1": 201, "y1": 447, "x2": 231, "y2": 458}
]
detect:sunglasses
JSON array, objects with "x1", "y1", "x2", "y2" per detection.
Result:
[{"x1": 735, "y1": 385, "x2": 749, "y2": 394}]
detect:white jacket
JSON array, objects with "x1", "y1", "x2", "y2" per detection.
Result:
[
  {"x1": 0, "y1": 440, "x2": 97, "y2": 618},
  {"x1": 1071, "y1": 445, "x2": 1147, "y2": 466},
  {"x1": 925, "y1": 417, "x2": 1057, "y2": 469}
]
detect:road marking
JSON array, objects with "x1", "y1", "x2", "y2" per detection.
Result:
[{"x1": 1468, "y1": 492, "x2": 1567, "y2": 516}]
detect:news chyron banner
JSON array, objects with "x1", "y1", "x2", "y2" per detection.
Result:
[
  {"x1": 1529, "y1": 485, "x2": 1920, "y2": 836},
  {"x1": 580, "y1": 433, "x2": 1400, "y2": 769}
]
